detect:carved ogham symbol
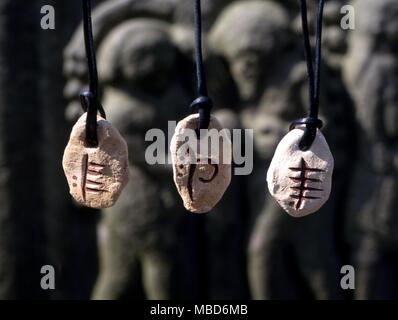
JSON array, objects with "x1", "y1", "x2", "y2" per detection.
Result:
[
  {"x1": 266, "y1": 128, "x2": 334, "y2": 217},
  {"x1": 80, "y1": 154, "x2": 109, "y2": 201},
  {"x1": 288, "y1": 158, "x2": 325, "y2": 210},
  {"x1": 63, "y1": 113, "x2": 129, "y2": 209}
]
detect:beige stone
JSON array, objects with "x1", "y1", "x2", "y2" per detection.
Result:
[
  {"x1": 63, "y1": 113, "x2": 129, "y2": 209},
  {"x1": 170, "y1": 114, "x2": 232, "y2": 213},
  {"x1": 266, "y1": 128, "x2": 334, "y2": 217}
]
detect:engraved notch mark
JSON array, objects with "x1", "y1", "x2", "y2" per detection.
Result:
[
  {"x1": 82, "y1": 154, "x2": 108, "y2": 200},
  {"x1": 288, "y1": 158, "x2": 325, "y2": 210}
]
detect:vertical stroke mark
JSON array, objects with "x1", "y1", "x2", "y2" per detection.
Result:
[{"x1": 82, "y1": 154, "x2": 89, "y2": 201}]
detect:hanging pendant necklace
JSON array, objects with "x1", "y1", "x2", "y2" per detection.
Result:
[
  {"x1": 267, "y1": 0, "x2": 334, "y2": 217},
  {"x1": 62, "y1": 0, "x2": 129, "y2": 209},
  {"x1": 170, "y1": 0, "x2": 232, "y2": 214}
]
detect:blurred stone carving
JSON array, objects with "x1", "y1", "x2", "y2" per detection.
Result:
[
  {"x1": 5, "y1": 0, "x2": 398, "y2": 301},
  {"x1": 210, "y1": 0, "x2": 352, "y2": 299},
  {"x1": 63, "y1": 0, "x2": 179, "y2": 121},
  {"x1": 211, "y1": 1, "x2": 292, "y2": 104},
  {"x1": 343, "y1": 0, "x2": 398, "y2": 300},
  {"x1": 56, "y1": 0, "x2": 395, "y2": 300},
  {"x1": 64, "y1": 0, "x2": 252, "y2": 300},
  {"x1": 322, "y1": 0, "x2": 349, "y2": 70},
  {"x1": 90, "y1": 18, "x2": 191, "y2": 299}
]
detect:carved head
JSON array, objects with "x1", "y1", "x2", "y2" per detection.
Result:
[
  {"x1": 95, "y1": 19, "x2": 190, "y2": 172},
  {"x1": 210, "y1": 1, "x2": 290, "y2": 102},
  {"x1": 98, "y1": 19, "x2": 177, "y2": 94},
  {"x1": 241, "y1": 109, "x2": 287, "y2": 160}
]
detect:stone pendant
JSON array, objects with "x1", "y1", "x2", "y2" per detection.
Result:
[
  {"x1": 267, "y1": 128, "x2": 334, "y2": 217},
  {"x1": 63, "y1": 113, "x2": 129, "y2": 209},
  {"x1": 170, "y1": 114, "x2": 232, "y2": 213}
]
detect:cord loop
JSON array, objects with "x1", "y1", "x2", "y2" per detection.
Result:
[
  {"x1": 289, "y1": 117, "x2": 323, "y2": 151},
  {"x1": 190, "y1": 96, "x2": 213, "y2": 110}
]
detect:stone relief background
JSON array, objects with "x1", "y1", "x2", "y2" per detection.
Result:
[{"x1": 0, "y1": 0, "x2": 397, "y2": 299}]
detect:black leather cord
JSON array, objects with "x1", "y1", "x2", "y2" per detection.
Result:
[
  {"x1": 81, "y1": 0, "x2": 106, "y2": 147},
  {"x1": 190, "y1": 0, "x2": 213, "y2": 134},
  {"x1": 291, "y1": 0, "x2": 325, "y2": 151},
  {"x1": 188, "y1": 2, "x2": 211, "y2": 288}
]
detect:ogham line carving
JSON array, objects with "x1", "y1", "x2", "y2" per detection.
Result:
[{"x1": 288, "y1": 158, "x2": 325, "y2": 210}]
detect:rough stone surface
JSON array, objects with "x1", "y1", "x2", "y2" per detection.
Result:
[
  {"x1": 171, "y1": 114, "x2": 232, "y2": 213},
  {"x1": 210, "y1": 0, "x2": 291, "y2": 102},
  {"x1": 267, "y1": 128, "x2": 334, "y2": 217},
  {"x1": 63, "y1": 113, "x2": 129, "y2": 209}
]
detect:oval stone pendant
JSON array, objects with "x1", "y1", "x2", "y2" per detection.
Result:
[
  {"x1": 267, "y1": 128, "x2": 334, "y2": 217},
  {"x1": 63, "y1": 113, "x2": 129, "y2": 209},
  {"x1": 170, "y1": 114, "x2": 232, "y2": 214}
]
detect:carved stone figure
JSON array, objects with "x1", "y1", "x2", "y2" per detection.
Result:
[
  {"x1": 64, "y1": 0, "x2": 252, "y2": 299},
  {"x1": 88, "y1": 18, "x2": 192, "y2": 299},
  {"x1": 210, "y1": 0, "x2": 292, "y2": 105},
  {"x1": 322, "y1": 0, "x2": 349, "y2": 70},
  {"x1": 0, "y1": 0, "x2": 396, "y2": 300},
  {"x1": 210, "y1": 0, "x2": 295, "y2": 218},
  {"x1": 63, "y1": 0, "x2": 179, "y2": 122},
  {"x1": 211, "y1": 0, "x2": 351, "y2": 299},
  {"x1": 58, "y1": 0, "x2": 398, "y2": 300},
  {"x1": 343, "y1": 0, "x2": 398, "y2": 299}
]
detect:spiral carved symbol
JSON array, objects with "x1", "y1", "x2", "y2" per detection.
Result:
[{"x1": 289, "y1": 158, "x2": 325, "y2": 210}]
